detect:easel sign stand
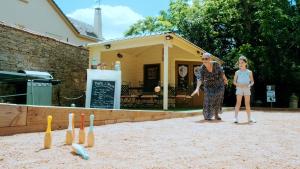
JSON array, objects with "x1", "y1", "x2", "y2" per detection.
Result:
[{"x1": 85, "y1": 69, "x2": 121, "y2": 109}]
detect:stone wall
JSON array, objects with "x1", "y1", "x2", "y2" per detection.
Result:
[{"x1": 0, "y1": 23, "x2": 88, "y2": 106}]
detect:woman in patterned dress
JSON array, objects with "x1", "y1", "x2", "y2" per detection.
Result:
[{"x1": 191, "y1": 52, "x2": 228, "y2": 120}]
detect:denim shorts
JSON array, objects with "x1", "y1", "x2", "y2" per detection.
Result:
[{"x1": 236, "y1": 87, "x2": 251, "y2": 96}]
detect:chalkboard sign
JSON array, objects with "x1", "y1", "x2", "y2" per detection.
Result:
[{"x1": 90, "y1": 80, "x2": 115, "y2": 108}]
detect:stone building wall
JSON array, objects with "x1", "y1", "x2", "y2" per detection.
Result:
[{"x1": 0, "y1": 23, "x2": 88, "y2": 106}]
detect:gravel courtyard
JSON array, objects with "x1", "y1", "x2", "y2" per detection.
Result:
[{"x1": 0, "y1": 111, "x2": 299, "y2": 169}]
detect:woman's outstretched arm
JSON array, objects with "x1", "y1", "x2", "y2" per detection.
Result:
[{"x1": 191, "y1": 79, "x2": 202, "y2": 96}]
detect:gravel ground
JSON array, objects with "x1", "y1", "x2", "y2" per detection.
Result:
[{"x1": 0, "y1": 111, "x2": 299, "y2": 169}]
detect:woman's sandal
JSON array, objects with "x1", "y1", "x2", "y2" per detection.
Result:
[{"x1": 215, "y1": 116, "x2": 222, "y2": 120}]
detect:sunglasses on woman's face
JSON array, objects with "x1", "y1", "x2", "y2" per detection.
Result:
[{"x1": 202, "y1": 57, "x2": 209, "y2": 60}]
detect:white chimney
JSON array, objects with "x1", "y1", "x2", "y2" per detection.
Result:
[{"x1": 94, "y1": 7, "x2": 103, "y2": 40}]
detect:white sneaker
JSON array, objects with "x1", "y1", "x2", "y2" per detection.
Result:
[
  {"x1": 234, "y1": 118, "x2": 238, "y2": 123},
  {"x1": 248, "y1": 118, "x2": 256, "y2": 123}
]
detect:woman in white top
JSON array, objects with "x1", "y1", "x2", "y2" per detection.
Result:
[{"x1": 233, "y1": 55, "x2": 255, "y2": 123}]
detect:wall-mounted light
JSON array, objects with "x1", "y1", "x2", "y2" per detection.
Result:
[
  {"x1": 104, "y1": 44, "x2": 111, "y2": 49},
  {"x1": 197, "y1": 50, "x2": 200, "y2": 54},
  {"x1": 117, "y1": 53, "x2": 123, "y2": 58},
  {"x1": 165, "y1": 35, "x2": 173, "y2": 40},
  {"x1": 197, "y1": 50, "x2": 203, "y2": 55}
]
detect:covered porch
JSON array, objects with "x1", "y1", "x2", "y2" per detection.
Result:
[{"x1": 87, "y1": 33, "x2": 222, "y2": 110}]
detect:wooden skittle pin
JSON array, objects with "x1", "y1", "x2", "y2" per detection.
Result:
[
  {"x1": 44, "y1": 115, "x2": 52, "y2": 149},
  {"x1": 87, "y1": 114, "x2": 94, "y2": 147},
  {"x1": 78, "y1": 113, "x2": 85, "y2": 144},
  {"x1": 72, "y1": 113, "x2": 75, "y2": 142},
  {"x1": 72, "y1": 143, "x2": 89, "y2": 160},
  {"x1": 66, "y1": 113, "x2": 73, "y2": 145}
]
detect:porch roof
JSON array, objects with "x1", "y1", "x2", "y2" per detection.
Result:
[{"x1": 87, "y1": 32, "x2": 223, "y2": 64}]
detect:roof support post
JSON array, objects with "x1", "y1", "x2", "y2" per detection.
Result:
[{"x1": 163, "y1": 42, "x2": 169, "y2": 110}]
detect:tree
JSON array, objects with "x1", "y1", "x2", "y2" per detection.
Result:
[{"x1": 125, "y1": 0, "x2": 300, "y2": 107}]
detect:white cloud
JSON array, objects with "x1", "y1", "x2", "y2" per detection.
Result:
[{"x1": 67, "y1": 5, "x2": 144, "y2": 39}]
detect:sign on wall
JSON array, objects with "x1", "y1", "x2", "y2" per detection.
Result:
[
  {"x1": 266, "y1": 85, "x2": 276, "y2": 102},
  {"x1": 178, "y1": 64, "x2": 189, "y2": 90}
]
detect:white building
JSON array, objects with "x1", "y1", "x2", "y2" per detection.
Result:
[{"x1": 0, "y1": 0, "x2": 103, "y2": 46}]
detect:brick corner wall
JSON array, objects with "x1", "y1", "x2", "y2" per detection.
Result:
[{"x1": 0, "y1": 23, "x2": 89, "y2": 106}]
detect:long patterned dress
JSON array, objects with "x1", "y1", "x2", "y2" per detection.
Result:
[{"x1": 196, "y1": 62, "x2": 225, "y2": 120}]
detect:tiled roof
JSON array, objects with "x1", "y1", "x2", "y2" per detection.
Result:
[
  {"x1": 49, "y1": 0, "x2": 98, "y2": 41},
  {"x1": 68, "y1": 17, "x2": 98, "y2": 39}
]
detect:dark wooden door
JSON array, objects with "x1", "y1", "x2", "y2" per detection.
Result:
[
  {"x1": 143, "y1": 64, "x2": 160, "y2": 92},
  {"x1": 191, "y1": 64, "x2": 203, "y2": 107},
  {"x1": 175, "y1": 61, "x2": 203, "y2": 107}
]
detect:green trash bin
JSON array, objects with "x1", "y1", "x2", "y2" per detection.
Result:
[
  {"x1": 289, "y1": 93, "x2": 298, "y2": 108},
  {"x1": 26, "y1": 80, "x2": 52, "y2": 106}
]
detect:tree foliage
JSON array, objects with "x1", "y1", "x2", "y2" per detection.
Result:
[{"x1": 125, "y1": 0, "x2": 300, "y2": 106}]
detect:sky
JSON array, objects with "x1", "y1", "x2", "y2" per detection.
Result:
[{"x1": 54, "y1": 0, "x2": 170, "y2": 40}]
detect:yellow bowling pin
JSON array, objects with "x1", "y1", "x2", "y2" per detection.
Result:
[
  {"x1": 44, "y1": 115, "x2": 52, "y2": 149},
  {"x1": 87, "y1": 114, "x2": 95, "y2": 147},
  {"x1": 78, "y1": 113, "x2": 85, "y2": 144},
  {"x1": 66, "y1": 113, "x2": 73, "y2": 145}
]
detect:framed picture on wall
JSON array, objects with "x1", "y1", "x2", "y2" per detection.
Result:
[{"x1": 177, "y1": 64, "x2": 189, "y2": 90}]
